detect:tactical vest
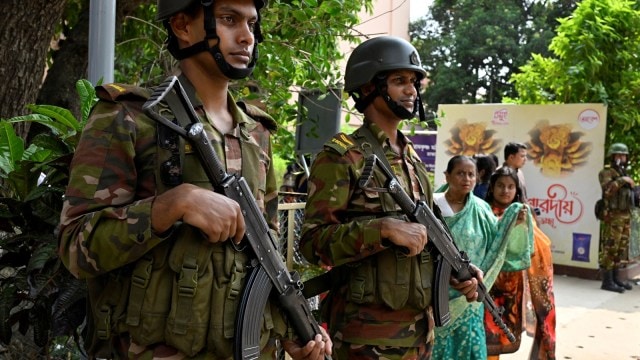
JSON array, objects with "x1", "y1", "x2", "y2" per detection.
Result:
[
  {"x1": 87, "y1": 82, "x2": 280, "y2": 358},
  {"x1": 322, "y1": 126, "x2": 435, "y2": 312},
  {"x1": 605, "y1": 167, "x2": 634, "y2": 211}
]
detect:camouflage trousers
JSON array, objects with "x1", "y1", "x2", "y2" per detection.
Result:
[
  {"x1": 332, "y1": 340, "x2": 433, "y2": 360},
  {"x1": 599, "y1": 212, "x2": 631, "y2": 270}
]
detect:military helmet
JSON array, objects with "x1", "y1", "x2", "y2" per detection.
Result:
[
  {"x1": 344, "y1": 36, "x2": 427, "y2": 93},
  {"x1": 156, "y1": 0, "x2": 266, "y2": 20},
  {"x1": 607, "y1": 143, "x2": 629, "y2": 156}
]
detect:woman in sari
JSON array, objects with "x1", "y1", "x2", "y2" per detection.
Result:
[
  {"x1": 432, "y1": 156, "x2": 533, "y2": 360},
  {"x1": 484, "y1": 167, "x2": 557, "y2": 360}
]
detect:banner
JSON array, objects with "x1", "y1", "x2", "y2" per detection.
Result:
[
  {"x1": 408, "y1": 130, "x2": 437, "y2": 173},
  {"x1": 434, "y1": 104, "x2": 607, "y2": 269}
]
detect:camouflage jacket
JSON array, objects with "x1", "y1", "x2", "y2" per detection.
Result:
[
  {"x1": 599, "y1": 164, "x2": 633, "y2": 215},
  {"x1": 300, "y1": 121, "x2": 435, "y2": 348},
  {"x1": 58, "y1": 75, "x2": 282, "y2": 358}
]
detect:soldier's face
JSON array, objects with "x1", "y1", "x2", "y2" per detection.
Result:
[
  {"x1": 613, "y1": 154, "x2": 627, "y2": 164},
  {"x1": 385, "y1": 70, "x2": 418, "y2": 113},
  {"x1": 174, "y1": 0, "x2": 257, "y2": 70},
  {"x1": 209, "y1": 0, "x2": 258, "y2": 69}
]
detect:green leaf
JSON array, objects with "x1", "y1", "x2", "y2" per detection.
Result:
[
  {"x1": 7, "y1": 113, "x2": 72, "y2": 139},
  {"x1": 26, "y1": 104, "x2": 81, "y2": 133},
  {"x1": 76, "y1": 79, "x2": 97, "y2": 127},
  {"x1": 27, "y1": 240, "x2": 57, "y2": 274},
  {"x1": 0, "y1": 122, "x2": 25, "y2": 176}
]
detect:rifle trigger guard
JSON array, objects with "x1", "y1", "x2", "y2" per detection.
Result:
[{"x1": 230, "y1": 240, "x2": 247, "y2": 252}]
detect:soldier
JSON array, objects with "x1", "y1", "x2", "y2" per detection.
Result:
[
  {"x1": 57, "y1": 0, "x2": 331, "y2": 358},
  {"x1": 598, "y1": 142, "x2": 635, "y2": 293},
  {"x1": 300, "y1": 36, "x2": 481, "y2": 360}
]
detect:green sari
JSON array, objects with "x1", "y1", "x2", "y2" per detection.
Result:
[{"x1": 432, "y1": 193, "x2": 533, "y2": 360}]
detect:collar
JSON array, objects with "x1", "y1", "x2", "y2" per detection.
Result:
[
  {"x1": 364, "y1": 120, "x2": 412, "y2": 149},
  {"x1": 177, "y1": 73, "x2": 257, "y2": 140}
]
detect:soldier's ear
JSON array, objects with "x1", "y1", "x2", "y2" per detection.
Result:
[
  {"x1": 170, "y1": 12, "x2": 199, "y2": 45},
  {"x1": 361, "y1": 83, "x2": 376, "y2": 97}
]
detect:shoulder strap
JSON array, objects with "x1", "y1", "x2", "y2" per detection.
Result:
[{"x1": 324, "y1": 132, "x2": 357, "y2": 155}]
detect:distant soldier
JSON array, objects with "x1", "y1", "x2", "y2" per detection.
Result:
[
  {"x1": 598, "y1": 142, "x2": 635, "y2": 293},
  {"x1": 300, "y1": 36, "x2": 481, "y2": 360}
]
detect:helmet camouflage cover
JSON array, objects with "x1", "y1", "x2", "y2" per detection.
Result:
[{"x1": 607, "y1": 143, "x2": 629, "y2": 157}]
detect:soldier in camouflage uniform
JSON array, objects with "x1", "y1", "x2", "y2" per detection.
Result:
[
  {"x1": 57, "y1": 0, "x2": 331, "y2": 359},
  {"x1": 300, "y1": 36, "x2": 481, "y2": 360},
  {"x1": 598, "y1": 142, "x2": 635, "y2": 293}
]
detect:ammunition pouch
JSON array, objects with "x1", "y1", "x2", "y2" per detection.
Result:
[
  {"x1": 125, "y1": 240, "x2": 173, "y2": 346},
  {"x1": 346, "y1": 246, "x2": 433, "y2": 310},
  {"x1": 86, "y1": 269, "x2": 132, "y2": 358},
  {"x1": 165, "y1": 225, "x2": 215, "y2": 356}
]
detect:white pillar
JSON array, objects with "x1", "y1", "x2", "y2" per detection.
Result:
[{"x1": 88, "y1": 0, "x2": 116, "y2": 84}]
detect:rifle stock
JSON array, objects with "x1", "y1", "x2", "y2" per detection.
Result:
[
  {"x1": 358, "y1": 154, "x2": 515, "y2": 343},
  {"x1": 142, "y1": 76, "x2": 330, "y2": 359}
]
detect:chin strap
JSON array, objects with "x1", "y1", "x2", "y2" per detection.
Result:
[{"x1": 379, "y1": 80, "x2": 423, "y2": 120}]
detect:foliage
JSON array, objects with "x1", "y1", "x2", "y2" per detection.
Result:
[
  {"x1": 410, "y1": 0, "x2": 577, "y2": 109},
  {"x1": 510, "y1": 0, "x2": 640, "y2": 178},
  {"x1": 0, "y1": 79, "x2": 97, "y2": 357}
]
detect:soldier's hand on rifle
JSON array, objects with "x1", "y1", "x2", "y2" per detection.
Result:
[
  {"x1": 622, "y1": 176, "x2": 635, "y2": 187},
  {"x1": 450, "y1": 264, "x2": 483, "y2": 302},
  {"x1": 282, "y1": 326, "x2": 332, "y2": 360},
  {"x1": 380, "y1": 218, "x2": 427, "y2": 257},
  {"x1": 151, "y1": 183, "x2": 246, "y2": 243}
]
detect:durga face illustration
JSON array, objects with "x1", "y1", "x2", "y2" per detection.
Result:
[
  {"x1": 444, "y1": 120, "x2": 502, "y2": 156},
  {"x1": 527, "y1": 120, "x2": 591, "y2": 177}
]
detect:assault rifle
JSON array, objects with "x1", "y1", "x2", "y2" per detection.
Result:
[
  {"x1": 359, "y1": 154, "x2": 515, "y2": 343},
  {"x1": 142, "y1": 76, "x2": 330, "y2": 359}
]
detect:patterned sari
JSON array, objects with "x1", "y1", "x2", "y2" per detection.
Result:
[
  {"x1": 485, "y1": 211, "x2": 556, "y2": 359},
  {"x1": 432, "y1": 193, "x2": 533, "y2": 360}
]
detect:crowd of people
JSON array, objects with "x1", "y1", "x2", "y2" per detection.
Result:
[{"x1": 56, "y1": 0, "x2": 633, "y2": 358}]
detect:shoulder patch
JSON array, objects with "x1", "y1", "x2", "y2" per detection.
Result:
[
  {"x1": 96, "y1": 83, "x2": 152, "y2": 102},
  {"x1": 237, "y1": 101, "x2": 278, "y2": 132},
  {"x1": 324, "y1": 132, "x2": 357, "y2": 155}
]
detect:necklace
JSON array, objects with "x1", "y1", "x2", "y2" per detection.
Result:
[{"x1": 445, "y1": 192, "x2": 465, "y2": 204}]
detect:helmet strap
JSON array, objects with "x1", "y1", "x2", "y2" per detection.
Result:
[
  {"x1": 352, "y1": 89, "x2": 378, "y2": 113},
  {"x1": 377, "y1": 81, "x2": 418, "y2": 120}
]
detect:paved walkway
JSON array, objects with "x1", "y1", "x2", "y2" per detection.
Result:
[{"x1": 502, "y1": 274, "x2": 640, "y2": 360}]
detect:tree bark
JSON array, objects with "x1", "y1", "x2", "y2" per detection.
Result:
[
  {"x1": 36, "y1": 0, "x2": 150, "y2": 123},
  {"x1": 0, "y1": 0, "x2": 67, "y2": 136},
  {"x1": 35, "y1": 2, "x2": 91, "y2": 121}
]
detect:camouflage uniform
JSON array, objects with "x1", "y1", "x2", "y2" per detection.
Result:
[
  {"x1": 598, "y1": 165, "x2": 632, "y2": 270},
  {"x1": 58, "y1": 74, "x2": 285, "y2": 359},
  {"x1": 300, "y1": 122, "x2": 435, "y2": 360}
]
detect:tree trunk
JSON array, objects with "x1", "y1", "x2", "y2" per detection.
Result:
[
  {"x1": 0, "y1": 0, "x2": 67, "y2": 137},
  {"x1": 32, "y1": 0, "x2": 150, "y2": 141},
  {"x1": 36, "y1": 1, "x2": 91, "y2": 122}
]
